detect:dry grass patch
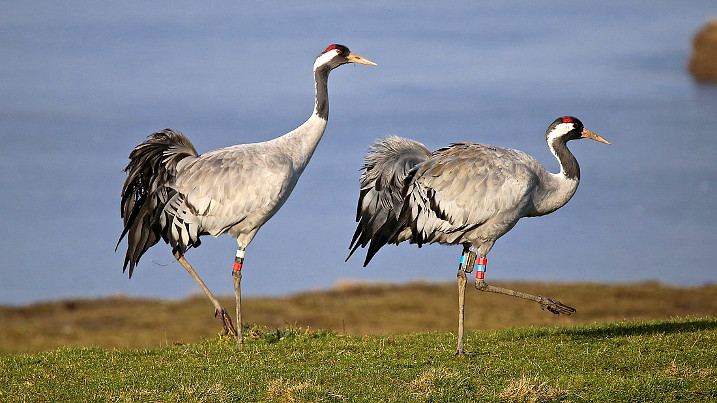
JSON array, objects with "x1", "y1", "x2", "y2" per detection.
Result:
[
  {"x1": 409, "y1": 367, "x2": 463, "y2": 399},
  {"x1": 498, "y1": 375, "x2": 565, "y2": 403},
  {"x1": 265, "y1": 378, "x2": 336, "y2": 403}
]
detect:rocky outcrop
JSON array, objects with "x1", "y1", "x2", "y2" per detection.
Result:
[{"x1": 689, "y1": 19, "x2": 717, "y2": 83}]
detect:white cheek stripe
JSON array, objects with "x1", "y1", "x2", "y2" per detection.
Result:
[
  {"x1": 313, "y1": 49, "x2": 339, "y2": 69},
  {"x1": 547, "y1": 123, "x2": 574, "y2": 144}
]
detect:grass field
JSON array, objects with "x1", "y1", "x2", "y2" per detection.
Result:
[
  {"x1": 1, "y1": 281, "x2": 715, "y2": 401},
  {"x1": 1, "y1": 318, "x2": 715, "y2": 401}
]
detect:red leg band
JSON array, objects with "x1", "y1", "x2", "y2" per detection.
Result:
[{"x1": 233, "y1": 262, "x2": 242, "y2": 271}]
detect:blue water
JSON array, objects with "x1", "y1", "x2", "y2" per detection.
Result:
[{"x1": 1, "y1": 1, "x2": 716, "y2": 305}]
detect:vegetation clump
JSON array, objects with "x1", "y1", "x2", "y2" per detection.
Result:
[{"x1": 689, "y1": 19, "x2": 717, "y2": 83}]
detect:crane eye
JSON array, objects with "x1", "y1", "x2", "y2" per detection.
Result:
[{"x1": 335, "y1": 49, "x2": 342, "y2": 55}]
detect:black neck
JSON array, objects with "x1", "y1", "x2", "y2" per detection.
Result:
[
  {"x1": 314, "y1": 65, "x2": 330, "y2": 120},
  {"x1": 550, "y1": 137, "x2": 580, "y2": 180}
]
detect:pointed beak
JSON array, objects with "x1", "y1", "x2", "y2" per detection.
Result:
[
  {"x1": 581, "y1": 128, "x2": 610, "y2": 145},
  {"x1": 347, "y1": 52, "x2": 377, "y2": 66}
]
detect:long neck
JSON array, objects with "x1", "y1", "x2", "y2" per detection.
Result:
[
  {"x1": 550, "y1": 136, "x2": 580, "y2": 180},
  {"x1": 274, "y1": 64, "x2": 331, "y2": 170},
  {"x1": 314, "y1": 65, "x2": 330, "y2": 120},
  {"x1": 529, "y1": 138, "x2": 580, "y2": 216}
]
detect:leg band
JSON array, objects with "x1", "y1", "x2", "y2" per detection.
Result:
[
  {"x1": 459, "y1": 250, "x2": 476, "y2": 273},
  {"x1": 233, "y1": 249, "x2": 245, "y2": 272},
  {"x1": 475, "y1": 257, "x2": 487, "y2": 279}
]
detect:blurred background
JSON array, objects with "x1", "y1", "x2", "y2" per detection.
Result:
[{"x1": 1, "y1": 1, "x2": 716, "y2": 306}]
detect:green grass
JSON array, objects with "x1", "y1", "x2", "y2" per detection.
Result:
[{"x1": 2, "y1": 318, "x2": 715, "y2": 402}]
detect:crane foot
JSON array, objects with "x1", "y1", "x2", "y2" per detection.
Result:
[
  {"x1": 538, "y1": 297, "x2": 576, "y2": 315},
  {"x1": 215, "y1": 308, "x2": 238, "y2": 336}
]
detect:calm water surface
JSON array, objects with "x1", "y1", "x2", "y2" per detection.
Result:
[{"x1": 1, "y1": 1, "x2": 716, "y2": 305}]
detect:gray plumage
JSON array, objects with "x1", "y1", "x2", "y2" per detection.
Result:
[
  {"x1": 348, "y1": 116, "x2": 609, "y2": 355},
  {"x1": 350, "y1": 117, "x2": 609, "y2": 264},
  {"x1": 117, "y1": 44, "x2": 376, "y2": 346}
]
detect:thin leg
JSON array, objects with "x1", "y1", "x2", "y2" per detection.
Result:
[
  {"x1": 475, "y1": 281, "x2": 575, "y2": 315},
  {"x1": 232, "y1": 248, "x2": 245, "y2": 348},
  {"x1": 456, "y1": 246, "x2": 477, "y2": 356},
  {"x1": 456, "y1": 269, "x2": 467, "y2": 356},
  {"x1": 473, "y1": 257, "x2": 575, "y2": 315},
  {"x1": 174, "y1": 251, "x2": 237, "y2": 336}
]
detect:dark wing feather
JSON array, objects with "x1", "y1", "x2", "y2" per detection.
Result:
[
  {"x1": 347, "y1": 136, "x2": 431, "y2": 266},
  {"x1": 117, "y1": 128, "x2": 198, "y2": 277}
]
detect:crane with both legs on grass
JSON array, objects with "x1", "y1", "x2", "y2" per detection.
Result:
[{"x1": 117, "y1": 44, "x2": 376, "y2": 347}]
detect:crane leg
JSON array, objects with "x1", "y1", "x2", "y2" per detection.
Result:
[
  {"x1": 174, "y1": 251, "x2": 237, "y2": 336},
  {"x1": 456, "y1": 246, "x2": 473, "y2": 356},
  {"x1": 456, "y1": 268, "x2": 467, "y2": 356},
  {"x1": 232, "y1": 248, "x2": 245, "y2": 348},
  {"x1": 473, "y1": 258, "x2": 575, "y2": 315}
]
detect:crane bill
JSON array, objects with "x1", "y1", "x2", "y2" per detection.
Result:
[
  {"x1": 347, "y1": 53, "x2": 377, "y2": 66},
  {"x1": 581, "y1": 128, "x2": 610, "y2": 145}
]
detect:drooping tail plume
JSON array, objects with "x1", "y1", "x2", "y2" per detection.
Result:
[
  {"x1": 347, "y1": 136, "x2": 431, "y2": 266},
  {"x1": 117, "y1": 129, "x2": 198, "y2": 277}
]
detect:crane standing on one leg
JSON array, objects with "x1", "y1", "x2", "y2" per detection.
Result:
[
  {"x1": 117, "y1": 44, "x2": 376, "y2": 347},
  {"x1": 347, "y1": 116, "x2": 609, "y2": 356}
]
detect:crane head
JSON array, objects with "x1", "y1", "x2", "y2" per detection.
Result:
[
  {"x1": 314, "y1": 44, "x2": 377, "y2": 71},
  {"x1": 547, "y1": 116, "x2": 610, "y2": 145}
]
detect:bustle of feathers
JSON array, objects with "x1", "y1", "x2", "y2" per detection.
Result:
[
  {"x1": 347, "y1": 136, "x2": 431, "y2": 266},
  {"x1": 117, "y1": 129, "x2": 198, "y2": 278}
]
